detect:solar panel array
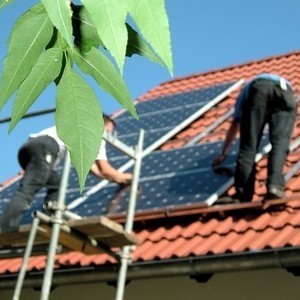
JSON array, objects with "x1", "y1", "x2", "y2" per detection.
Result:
[
  {"x1": 67, "y1": 134, "x2": 269, "y2": 217},
  {"x1": 0, "y1": 81, "x2": 242, "y2": 224}
]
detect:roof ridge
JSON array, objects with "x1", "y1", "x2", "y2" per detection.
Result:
[{"x1": 145, "y1": 49, "x2": 300, "y2": 88}]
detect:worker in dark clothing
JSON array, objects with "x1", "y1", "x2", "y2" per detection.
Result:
[
  {"x1": 213, "y1": 73, "x2": 296, "y2": 203},
  {"x1": 0, "y1": 115, "x2": 132, "y2": 233},
  {"x1": 0, "y1": 127, "x2": 63, "y2": 233}
]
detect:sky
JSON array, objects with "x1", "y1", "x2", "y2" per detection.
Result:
[{"x1": 0, "y1": 0, "x2": 300, "y2": 183}]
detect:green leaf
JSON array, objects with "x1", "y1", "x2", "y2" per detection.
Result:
[
  {"x1": 56, "y1": 65, "x2": 103, "y2": 190},
  {"x1": 9, "y1": 48, "x2": 63, "y2": 132},
  {"x1": 72, "y1": 4, "x2": 103, "y2": 52},
  {"x1": 126, "y1": 24, "x2": 164, "y2": 66},
  {"x1": 41, "y1": 0, "x2": 73, "y2": 49},
  {"x1": 7, "y1": 2, "x2": 45, "y2": 42},
  {"x1": 73, "y1": 48, "x2": 138, "y2": 119},
  {"x1": 0, "y1": 0, "x2": 14, "y2": 10},
  {"x1": 71, "y1": 4, "x2": 163, "y2": 66},
  {"x1": 0, "y1": 13, "x2": 53, "y2": 110},
  {"x1": 125, "y1": 0, "x2": 173, "y2": 75},
  {"x1": 82, "y1": 0, "x2": 128, "y2": 73}
]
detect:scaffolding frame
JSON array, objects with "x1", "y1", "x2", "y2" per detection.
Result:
[{"x1": 10, "y1": 129, "x2": 145, "y2": 300}]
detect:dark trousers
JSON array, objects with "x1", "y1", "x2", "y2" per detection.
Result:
[
  {"x1": 234, "y1": 79, "x2": 296, "y2": 202},
  {"x1": 1, "y1": 136, "x2": 60, "y2": 231}
]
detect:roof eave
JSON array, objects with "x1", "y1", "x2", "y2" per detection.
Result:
[{"x1": 1, "y1": 247, "x2": 300, "y2": 291}]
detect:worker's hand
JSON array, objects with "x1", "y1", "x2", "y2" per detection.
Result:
[
  {"x1": 212, "y1": 154, "x2": 227, "y2": 167},
  {"x1": 117, "y1": 172, "x2": 133, "y2": 185}
]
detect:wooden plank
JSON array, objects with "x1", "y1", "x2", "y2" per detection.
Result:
[
  {"x1": 36, "y1": 224, "x2": 105, "y2": 255},
  {"x1": 68, "y1": 216, "x2": 124, "y2": 236},
  {"x1": 0, "y1": 215, "x2": 141, "y2": 257},
  {"x1": 68, "y1": 216, "x2": 141, "y2": 247},
  {"x1": 92, "y1": 232, "x2": 140, "y2": 248},
  {"x1": 0, "y1": 224, "x2": 49, "y2": 248},
  {"x1": 0, "y1": 224, "x2": 115, "y2": 258}
]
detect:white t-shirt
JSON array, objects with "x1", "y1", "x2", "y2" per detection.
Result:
[
  {"x1": 96, "y1": 140, "x2": 107, "y2": 160},
  {"x1": 30, "y1": 126, "x2": 108, "y2": 164}
]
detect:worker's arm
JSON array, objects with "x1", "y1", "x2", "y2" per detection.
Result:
[
  {"x1": 212, "y1": 120, "x2": 240, "y2": 166},
  {"x1": 90, "y1": 159, "x2": 133, "y2": 185}
]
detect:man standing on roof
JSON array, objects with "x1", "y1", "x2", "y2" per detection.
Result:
[
  {"x1": 213, "y1": 73, "x2": 296, "y2": 203},
  {"x1": 0, "y1": 114, "x2": 132, "y2": 233}
]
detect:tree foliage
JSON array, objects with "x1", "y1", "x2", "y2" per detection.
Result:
[{"x1": 0, "y1": 0, "x2": 173, "y2": 190}]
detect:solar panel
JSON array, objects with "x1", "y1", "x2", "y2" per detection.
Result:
[
  {"x1": 0, "y1": 179, "x2": 20, "y2": 216},
  {"x1": 107, "y1": 81, "x2": 239, "y2": 155},
  {"x1": 69, "y1": 135, "x2": 269, "y2": 216},
  {"x1": 115, "y1": 83, "x2": 233, "y2": 119},
  {"x1": 65, "y1": 142, "x2": 234, "y2": 216}
]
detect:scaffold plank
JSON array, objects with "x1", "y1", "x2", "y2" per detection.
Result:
[{"x1": 68, "y1": 216, "x2": 141, "y2": 247}]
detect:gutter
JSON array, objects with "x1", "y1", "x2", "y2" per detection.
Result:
[{"x1": 0, "y1": 248, "x2": 300, "y2": 290}]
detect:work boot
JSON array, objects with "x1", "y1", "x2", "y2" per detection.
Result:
[
  {"x1": 265, "y1": 186, "x2": 285, "y2": 200},
  {"x1": 215, "y1": 196, "x2": 240, "y2": 205}
]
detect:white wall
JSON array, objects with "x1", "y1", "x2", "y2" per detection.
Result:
[{"x1": 1, "y1": 268, "x2": 299, "y2": 300}]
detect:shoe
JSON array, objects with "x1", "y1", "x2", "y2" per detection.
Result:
[
  {"x1": 213, "y1": 166, "x2": 234, "y2": 176},
  {"x1": 265, "y1": 186, "x2": 284, "y2": 200},
  {"x1": 215, "y1": 196, "x2": 240, "y2": 205}
]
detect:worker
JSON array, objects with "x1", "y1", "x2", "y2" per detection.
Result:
[
  {"x1": 0, "y1": 114, "x2": 132, "y2": 233},
  {"x1": 213, "y1": 73, "x2": 296, "y2": 203}
]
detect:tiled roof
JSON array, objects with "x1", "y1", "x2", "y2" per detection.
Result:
[
  {"x1": 139, "y1": 50, "x2": 300, "y2": 101},
  {"x1": 1, "y1": 50, "x2": 300, "y2": 276}
]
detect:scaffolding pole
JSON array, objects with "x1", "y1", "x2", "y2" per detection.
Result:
[
  {"x1": 13, "y1": 217, "x2": 40, "y2": 300},
  {"x1": 40, "y1": 151, "x2": 71, "y2": 300},
  {"x1": 115, "y1": 129, "x2": 144, "y2": 300}
]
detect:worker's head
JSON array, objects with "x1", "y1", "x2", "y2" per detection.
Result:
[{"x1": 103, "y1": 114, "x2": 115, "y2": 133}]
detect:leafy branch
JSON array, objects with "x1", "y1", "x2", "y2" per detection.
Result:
[{"x1": 0, "y1": 0, "x2": 173, "y2": 189}]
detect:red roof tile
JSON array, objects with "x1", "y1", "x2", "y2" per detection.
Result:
[
  {"x1": 1, "y1": 50, "x2": 300, "y2": 276},
  {"x1": 1, "y1": 202, "x2": 300, "y2": 273}
]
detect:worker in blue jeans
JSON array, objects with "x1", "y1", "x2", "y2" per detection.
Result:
[{"x1": 213, "y1": 73, "x2": 296, "y2": 203}]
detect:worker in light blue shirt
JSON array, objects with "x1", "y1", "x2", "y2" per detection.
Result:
[{"x1": 213, "y1": 73, "x2": 296, "y2": 203}]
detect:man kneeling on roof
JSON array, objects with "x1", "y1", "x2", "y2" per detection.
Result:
[
  {"x1": 0, "y1": 114, "x2": 132, "y2": 233},
  {"x1": 212, "y1": 73, "x2": 296, "y2": 204}
]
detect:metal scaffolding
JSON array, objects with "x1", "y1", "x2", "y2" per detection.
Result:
[{"x1": 6, "y1": 129, "x2": 145, "y2": 300}]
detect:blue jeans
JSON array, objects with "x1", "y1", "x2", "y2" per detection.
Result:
[
  {"x1": 1, "y1": 136, "x2": 60, "y2": 231},
  {"x1": 234, "y1": 79, "x2": 296, "y2": 202}
]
